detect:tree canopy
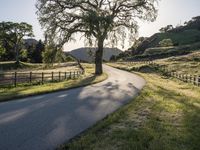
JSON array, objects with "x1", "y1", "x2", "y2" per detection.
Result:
[
  {"x1": 36, "y1": 0, "x2": 158, "y2": 74},
  {"x1": 0, "y1": 22, "x2": 34, "y2": 63}
]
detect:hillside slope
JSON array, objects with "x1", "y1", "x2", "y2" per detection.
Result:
[
  {"x1": 69, "y1": 47, "x2": 122, "y2": 62},
  {"x1": 135, "y1": 29, "x2": 200, "y2": 55}
]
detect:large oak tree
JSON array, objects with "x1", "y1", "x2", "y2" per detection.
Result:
[{"x1": 36, "y1": 0, "x2": 158, "y2": 75}]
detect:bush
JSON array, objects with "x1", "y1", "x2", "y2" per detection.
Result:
[{"x1": 159, "y1": 39, "x2": 173, "y2": 47}]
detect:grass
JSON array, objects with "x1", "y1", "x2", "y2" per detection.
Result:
[
  {"x1": 60, "y1": 63, "x2": 200, "y2": 150},
  {"x1": 0, "y1": 63, "x2": 108, "y2": 102},
  {"x1": 155, "y1": 51, "x2": 200, "y2": 75},
  {"x1": 0, "y1": 61, "x2": 78, "y2": 73},
  {"x1": 0, "y1": 61, "x2": 42, "y2": 71}
]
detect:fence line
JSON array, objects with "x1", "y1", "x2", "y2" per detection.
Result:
[
  {"x1": 157, "y1": 65, "x2": 200, "y2": 86},
  {"x1": 0, "y1": 70, "x2": 83, "y2": 87},
  {"x1": 116, "y1": 61, "x2": 200, "y2": 87},
  {"x1": 117, "y1": 61, "x2": 155, "y2": 65}
]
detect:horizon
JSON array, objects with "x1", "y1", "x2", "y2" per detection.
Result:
[{"x1": 0, "y1": 0, "x2": 200, "y2": 51}]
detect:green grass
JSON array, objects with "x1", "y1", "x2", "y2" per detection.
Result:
[
  {"x1": 0, "y1": 64, "x2": 108, "y2": 102},
  {"x1": 60, "y1": 63, "x2": 200, "y2": 150}
]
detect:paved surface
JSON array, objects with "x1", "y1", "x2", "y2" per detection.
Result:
[{"x1": 0, "y1": 65, "x2": 146, "y2": 150}]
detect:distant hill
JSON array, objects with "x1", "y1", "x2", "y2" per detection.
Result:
[
  {"x1": 69, "y1": 47, "x2": 123, "y2": 62},
  {"x1": 24, "y1": 38, "x2": 38, "y2": 46}
]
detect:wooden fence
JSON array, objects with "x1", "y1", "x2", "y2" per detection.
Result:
[
  {"x1": 115, "y1": 61, "x2": 200, "y2": 87},
  {"x1": 0, "y1": 70, "x2": 83, "y2": 87},
  {"x1": 117, "y1": 61, "x2": 154, "y2": 65},
  {"x1": 158, "y1": 66, "x2": 200, "y2": 86}
]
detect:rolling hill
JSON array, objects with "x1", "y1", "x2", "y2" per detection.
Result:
[{"x1": 69, "y1": 47, "x2": 123, "y2": 62}]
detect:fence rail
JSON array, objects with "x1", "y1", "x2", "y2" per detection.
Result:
[
  {"x1": 0, "y1": 70, "x2": 83, "y2": 87},
  {"x1": 157, "y1": 66, "x2": 200, "y2": 86}
]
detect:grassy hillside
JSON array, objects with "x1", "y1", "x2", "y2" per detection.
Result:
[
  {"x1": 122, "y1": 51, "x2": 200, "y2": 75},
  {"x1": 130, "y1": 25, "x2": 200, "y2": 60},
  {"x1": 155, "y1": 51, "x2": 200, "y2": 75},
  {"x1": 127, "y1": 42, "x2": 200, "y2": 61},
  {"x1": 152, "y1": 29, "x2": 200, "y2": 47}
]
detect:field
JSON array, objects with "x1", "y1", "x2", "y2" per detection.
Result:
[
  {"x1": 0, "y1": 61, "x2": 78, "y2": 73},
  {"x1": 60, "y1": 61, "x2": 200, "y2": 150}
]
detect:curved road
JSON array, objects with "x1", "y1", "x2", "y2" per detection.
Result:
[{"x1": 0, "y1": 65, "x2": 146, "y2": 150}]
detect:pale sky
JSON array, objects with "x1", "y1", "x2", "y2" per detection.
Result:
[{"x1": 0, "y1": 0, "x2": 200, "y2": 51}]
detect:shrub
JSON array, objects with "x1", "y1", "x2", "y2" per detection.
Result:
[{"x1": 159, "y1": 39, "x2": 174, "y2": 47}]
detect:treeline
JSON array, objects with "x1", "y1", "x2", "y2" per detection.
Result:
[
  {"x1": 0, "y1": 21, "x2": 73, "y2": 64},
  {"x1": 159, "y1": 16, "x2": 200, "y2": 33}
]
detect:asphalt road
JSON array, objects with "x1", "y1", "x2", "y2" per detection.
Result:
[{"x1": 0, "y1": 65, "x2": 146, "y2": 150}]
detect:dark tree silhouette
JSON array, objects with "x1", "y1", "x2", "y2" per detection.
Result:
[
  {"x1": 32, "y1": 40, "x2": 45, "y2": 63},
  {"x1": 36, "y1": 0, "x2": 158, "y2": 75}
]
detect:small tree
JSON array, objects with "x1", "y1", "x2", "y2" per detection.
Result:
[
  {"x1": 159, "y1": 25, "x2": 173, "y2": 33},
  {"x1": 159, "y1": 39, "x2": 173, "y2": 47},
  {"x1": 32, "y1": 40, "x2": 45, "y2": 63},
  {"x1": 42, "y1": 43, "x2": 57, "y2": 65},
  {"x1": 36, "y1": 0, "x2": 158, "y2": 75}
]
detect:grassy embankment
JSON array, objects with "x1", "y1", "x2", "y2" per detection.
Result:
[
  {"x1": 0, "y1": 63, "x2": 108, "y2": 102},
  {"x1": 155, "y1": 51, "x2": 200, "y2": 75},
  {"x1": 60, "y1": 61, "x2": 200, "y2": 150}
]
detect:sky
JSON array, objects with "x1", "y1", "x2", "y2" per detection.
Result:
[{"x1": 0, "y1": 0, "x2": 200, "y2": 51}]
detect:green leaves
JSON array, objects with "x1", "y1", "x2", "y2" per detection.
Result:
[
  {"x1": 36, "y1": 0, "x2": 158, "y2": 47},
  {"x1": 0, "y1": 21, "x2": 34, "y2": 61}
]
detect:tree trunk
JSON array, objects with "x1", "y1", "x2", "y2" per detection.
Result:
[
  {"x1": 15, "y1": 44, "x2": 20, "y2": 66},
  {"x1": 95, "y1": 39, "x2": 104, "y2": 75},
  {"x1": 67, "y1": 53, "x2": 85, "y2": 74}
]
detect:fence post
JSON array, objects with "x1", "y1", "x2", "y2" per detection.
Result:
[
  {"x1": 179, "y1": 74, "x2": 181, "y2": 80},
  {"x1": 193, "y1": 75, "x2": 196, "y2": 85},
  {"x1": 183, "y1": 74, "x2": 185, "y2": 82},
  {"x1": 30, "y1": 72, "x2": 32, "y2": 84},
  {"x1": 59, "y1": 72, "x2": 61, "y2": 81},
  {"x1": 74, "y1": 71, "x2": 75, "y2": 79},
  {"x1": 65, "y1": 72, "x2": 67, "y2": 80},
  {"x1": 174, "y1": 72, "x2": 176, "y2": 78},
  {"x1": 52, "y1": 72, "x2": 54, "y2": 82},
  {"x1": 14, "y1": 72, "x2": 17, "y2": 87},
  {"x1": 189, "y1": 75, "x2": 192, "y2": 83},
  {"x1": 198, "y1": 76, "x2": 200, "y2": 86},
  {"x1": 70, "y1": 72, "x2": 71, "y2": 79},
  {"x1": 185, "y1": 74, "x2": 188, "y2": 82},
  {"x1": 42, "y1": 72, "x2": 44, "y2": 84},
  {"x1": 171, "y1": 72, "x2": 173, "y2": 77}
]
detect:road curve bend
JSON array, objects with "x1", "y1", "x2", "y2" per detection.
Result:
[{"x1": 0, "y1": 65, "x2": 146, "y2": 150}]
